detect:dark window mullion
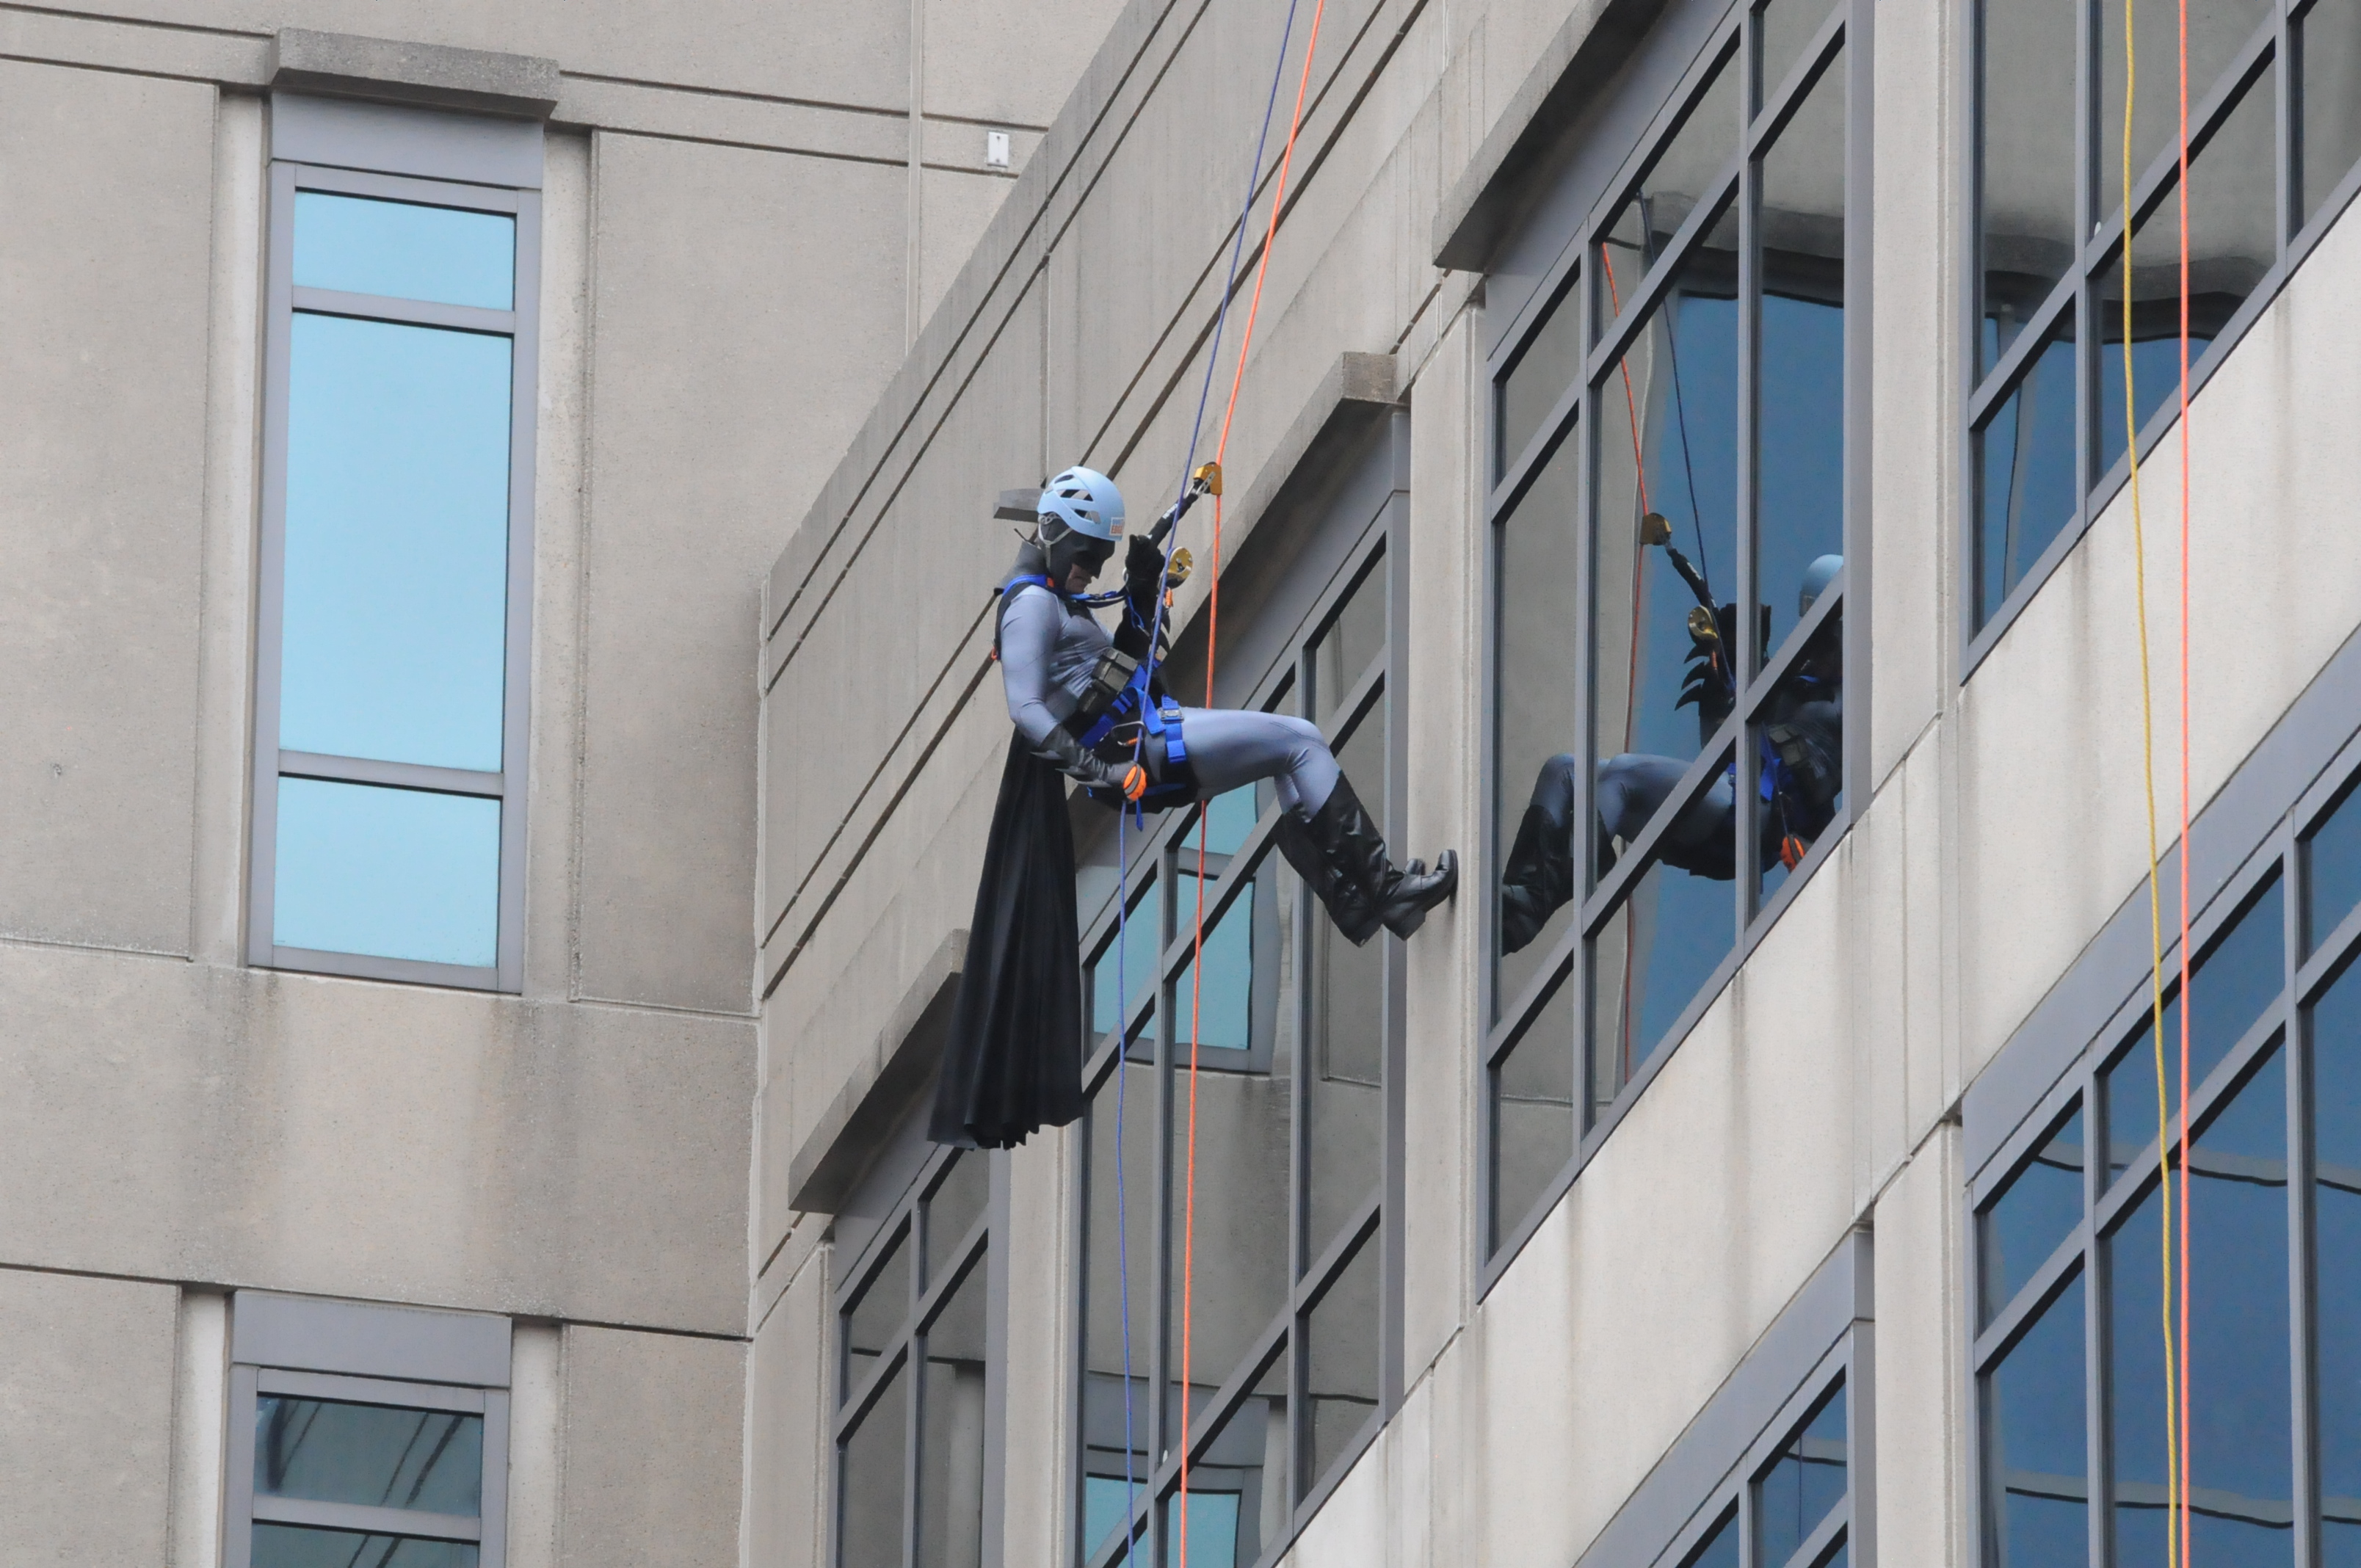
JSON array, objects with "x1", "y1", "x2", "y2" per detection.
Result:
[
  {"x1": 1736, "y1": 90, "x2": 1763, "y2": 927},
  {"x1": 2286, "y1": 824, "x2": 2321, "y2": 1568},
  {"x1": 900, "y1": 1335, "x2": 923, "y2": 1568}
]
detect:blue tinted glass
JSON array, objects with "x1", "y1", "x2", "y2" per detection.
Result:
[
  {"x1": 2312, "y1": 960, "x2": 2361, "y2": 1508},
  {"x1": 1980, "y1": 1106, "x2": 2083, "y2": 1326},
  {"x1": 2104, "y1": 872, "x2": 2285, "y2": 1180},
  {"x1": 1175, "y1": 879, "x2": 1252, "y2": 1052},
  {"x1": 1758, "y1": 1382, "x2": 1846, "y2": 1567},
  {"x1": 282, "y1": 313, "x2": 512, "y2": 771},
  {"x1": 1162, "y1": 1491, "x2": 1239, "y2": 1566},
  {"x1": 2306, "y1": 781, "x2": 2361, "y2": 954},
  {"x1": 1975, "y1": 317, "x2": 2076, "y2": 630},
  {"x1": 255, "y1": 1397, "x2": 482, "y2": 1514},
  {"x1": 1089, "y1": 876, "x2": 1156, "y2": 1042},
  {"x1": 275, "y1": 778, "x2": 500, "y2": 966},
  {"x1": 1592, "y1": 814, "x2": 1738, "y2": 1097},
  {"x1": 252, "y1": 1524, "x2": 477, "y2": 1568},
  {"x1": 1200, "y1": 786, "x2": 1257, "y2": 855},
  {"x1": 2112, "y1": 1053, "x2": 2292, "y2": 1568},
  {"x1": 1984, "y1": 1274, "x2": 2085, "y2": 1568},
  {"x1": 294, "y1": 192, "x2": 515, "y2": 310},
  {"x1": 1683, "y1": 1509, "x2": 1739, "y2": 1568}
]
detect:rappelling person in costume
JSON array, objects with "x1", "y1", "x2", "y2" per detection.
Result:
[
  {"x1": 932, "y1": 464, "x2": 1459, "y2": 1148},
  {"x1": 1496, "y1": 541, "x2": 1842, "y2": 955}
]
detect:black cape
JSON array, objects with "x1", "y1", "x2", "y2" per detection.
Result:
[{"x1": 929, "y1": 730, "x2": 1086, "y2": 1148}]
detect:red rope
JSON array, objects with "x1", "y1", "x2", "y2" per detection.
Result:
[
  {"x1": 2175, "y1": 0, "x2": 2194, "y2": 1553},
  {"x1": 1181, "y1": 1, "x2": 1327, "y2": 1557}
]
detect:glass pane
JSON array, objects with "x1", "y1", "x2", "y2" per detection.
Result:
[
  {"x1": 2102, "y1": 871, "x2": 2285, "y2": 1181},
  {"x1": 1175, "y1": 857, "x2": 1272, "y2": 1058},
  {"x1": 1305, "y1": 712, "x2": 1386, "y2": 1268},
  {"x1": 1088, "y1": 873, "x2": 1158, "y2": 1047},
  {"x1": 1681, "y1": 1509, "x2": 1740, "y2": 1568},
  {"x1": 1757, "y1": 1381, "x2": 1846, "y2": 1568},
  {"x1": 1595, "y1": 246, "x2": 1741, "y2": 793},
  {"x1": 844, "y1": 1223, "x2": 910, "y2": 1397},
  {"x1": 273, "y1": 778, "x2": 500, "y2": 967},
  {"x1": 918, "y1": 1262, "x2": 989, "y2": 1568},
  {"x1": 1199, "y1": 785, "x2": 1259, "y2": 856},
  {"x1": 1973, "y1": 310, "x2": 2077, "y2": 630},
  {"x1": 255, "y1": 1397, "x2": 482, "y2": 1514},
  {"x1": 2101, "y1": 0, "x2": 2271, "y2": 215},
  {"x1": 1760, "y1": 0, "x2": 1837, "y2": 104},
  {"x1": 2306, "y1": 778, "x2": 2361, "y2": 954},
  {"x1": 838, "y1": 1362, "x2": 907, "y2": 1568},
  {"x1": 281, "y1": 313, "x2": 512, "y2": 772},
  {"x1": 1589, "y1": 765, "x2": 1738, "y2": 1111},
  {"x1": 1082, "y1": 1067, "x2": 1158, "y2": 1554},
  {"x1": 251, "y1": 1524, "x2": 476, "y2": 1568},
  {"x1": 1979, "y1": 1105, "x2": 2084, "y2": 1327},
  {"x1": 1491, "y1": 970, "x2": 1577, "y2": 1252},
  {"x1": 1981, "y1": 1274, "x2": 2085, "y2": 1568},
  {"x1": 293, "y1": 192, "x2": 516, "y2": 311},
  {"x1": 1977, "y1": 0, "x2": 2078, "y2": 373},
  {"x1": 926, "y1": 1153, "x2": 990, "y2": 1285},
  {"x1": 1164, "y1": 1489, "x2": 1244, "y2": 1568},
  {"x1": 1599, "y1": 42, "x2": 1741, "y2": 323},
  {"x1": 2303, "y1": 0, "x2": 2361, "y2": 227},
  {"x1": 1160, "y1": 874, "x2": 1291, "y2": 1445},
  {"x1": 1300, "y1": 1230, "x2": 1380, "y2": 1497},
  {"x1": 1754, "y1": 609, "x2": 1844, "y2": 910},
  {"x1": 1499, "y1": 279, "x2": 1584, "y2": 475},
  {"x1": 1495, "y1": 432, "x2": 1584, "y2": 1007},
  {"x1": 1312, "y1": 558, "x2": 1385, "y2": 728},
  {"x1": 2110, "y1": 1051, "x2": 2291, "y2": 1567},
  {"x1": 1177, "y1": 1354, "x2": 1287, "y2": 1567},
  {"x1": 2310, "y1": 957, "x2": 2361, "y2": 1517},
  {"x1": 2097, "y1": 74, "x2": 2277, "y2": 484},
  {"x1": 1757, "y1": 51, "x2": 1846, "y2": 671}
]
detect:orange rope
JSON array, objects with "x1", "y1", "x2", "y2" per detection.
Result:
[{"x1": 1181, "y1": 1, "x2": 1327, "y2": 1558}]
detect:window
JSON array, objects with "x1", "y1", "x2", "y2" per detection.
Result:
[
  {"x1": 225, "y1": 1291, "x2": 512, "y2": 1568},
  {"x1": 1970, "y1": 738, "x2": 2361, "y2": 1563},
  {"x1": 1072, "y1": 433, "x2": 1404, "y2": 1568},
  {"x1": 1968, "y1": 0, "x2": 2361, "y2": 650},
  {"x1": 835, "y1": 1144, "x2": 1001, "y2": 1568},
  {"x1": 249, "y1": 101, "x2": 542, "y2": 990},
  {"x1": 1485, "y1": 0, "x2": 1862, "y2": 1266},
  {"x1": 1579, "y1": 1234, "x2": 1869, "y2": 1568}
]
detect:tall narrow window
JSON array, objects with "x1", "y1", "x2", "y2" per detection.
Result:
[
  {"x1": 1484, "y1": 0, "x2": 1860, "y2": 1263},
  {"x1": 1968, "y1": 0, "x2": 2360, "y2": 647},
  {"x1": 1072, "y1": 431, "x2": 1405, "y2": 1568},
  {"x1": 835, "y1": 1145, "x2": 1000, "y2": 1568},
  {"x1": 251, "y1": 126, "x2": 540, "y2": 991}
]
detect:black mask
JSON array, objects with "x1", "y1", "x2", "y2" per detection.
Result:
[{"x1": 1042, "y1": 523, "x2": 1115, "y2": 587}]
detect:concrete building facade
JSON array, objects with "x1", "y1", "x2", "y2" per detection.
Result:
[{"x1": 8, "y1": 0, "x2": 2361, "y2": 1562}]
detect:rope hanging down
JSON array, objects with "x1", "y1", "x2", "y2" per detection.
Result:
[{"x1": 1103, "y1": 0, "x2": 1310, "y2": 1556}]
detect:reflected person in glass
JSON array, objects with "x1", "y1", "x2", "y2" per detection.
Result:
[{"x1": 1498, "y1": 550, "x2": 1842, "y2": 952}]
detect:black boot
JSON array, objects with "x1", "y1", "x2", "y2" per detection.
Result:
[
  {"x1": 1271, "y1": 774, "x2": 1457, "y2": 946},
  {"x1": 1498, "y1": 755, "x2": 1579, "y2": 954}
]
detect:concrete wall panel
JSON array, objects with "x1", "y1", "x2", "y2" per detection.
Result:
[
  {"x1": 748, "y1": 1252, "x2": 828, "y2": 1568},
  {"x1": 580, "y1": 133, "x2": 908, "y2": 1013},
  {"x1": 0, "y1": 1270, "x2": 178, "y2": 1564},
  {"x1": 560, "y1": 1324, "x2": 747, "y2": 1568},
  {"x1": 1872, "y1": 1125, "x2": 1966, "y2": 1568},
  {"x1": 0, "y1": 940, "x2": 750, "y2": 1333},
  {"x1": 0, "y1": 62, "x2": 216, "y2": 956}
]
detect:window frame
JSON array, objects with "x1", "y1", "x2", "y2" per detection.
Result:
[
  {"x1": 223, "y1": 1292, "x2": 512, "y2": 1568},
  {"x1": 247, "y1": 155, "x2": 543, "y2": 992},
  {"x1": 1965, "y1": 708, "x2": 2361, "y2": 1563},
  {"x1": 1067, "y1": 422, "x2": 1411, "y2": 1568},
  {"x1": 1960, "y1": 0, "x2": 2361, "y2": 671},
  {"x1": 830, "y1": 1140, "x2": 1008, "y2": 1568},
  {"x1": 1478, "y1": 0, "x2": 1874, "y2": 1289}
]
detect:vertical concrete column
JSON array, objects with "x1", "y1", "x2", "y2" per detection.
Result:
[
  {"x1": 170, "y1": 1289, "x2": 228, "y2": 1568},
  {"x1": 1401, "y1": 304, "x2": 1481, "y2": 1380},
  {"x1": 1870, "y1": 1122, "x2": 1968, "y2": 1568}
]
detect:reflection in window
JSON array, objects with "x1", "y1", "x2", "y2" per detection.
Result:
[
  {"x1": 1756, "y1": 1382, "x2": 1846, "y2": 1567},
  {"x1": 1300, "y1": 1230, "x2": 1381, "y2": 1495},
  {"x1": 2311, "y1": 959, "x2": 2361, "y2": 1554},
  {"x1": 1978, "y1": 1104, "x2": 2083, "y2": 1326},
  {"x1": 1974, "y1": 314, "x2": 2077, "y2": 628},
  {"x1": 2302, "y1": 0, "x2": 2361, "y2": 228},
  {"x1": 1982, "y1": 1276, "x2": 2086, "y2": 1567},
  {"x1": 1589, "y1": 783, "x2": 1738, "y2": 1112},
  {"x1": 1977, "y1": 0, "x2": 2077, "y2": 374},
  {"x1": 2304, "y1": 778, "x2": 2361, "y2": 954},
  {"x1": 1597, "y1": 41, "x2": 1740, "y2": 318},
  {"x1": 252, "y1": 1524, "x2": 476, "y2": 1567},
  {"x1": 1494, "y1": 434, "x2": 1584, "y2": 1000},
  {"x1": 256, "y1": 1398, "x2": 482, "y2": 1514}
]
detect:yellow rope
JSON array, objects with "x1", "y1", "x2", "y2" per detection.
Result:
[{"x1": 2120, "y1": 0, "x2": 2183, "y2": 1550}]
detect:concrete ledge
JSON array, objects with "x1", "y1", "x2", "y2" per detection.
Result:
[
  {"x1": 271, "y1": 29, "x2": 559, "y2": 120},
  {"x1": 786, "y1": 929, "x2": 967, "y2": 1213},
  {"x1": 1431, "y1": 0, "x2": 1668, "y2": 272}
]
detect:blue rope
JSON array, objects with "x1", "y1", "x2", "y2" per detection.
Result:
[{"x1": 1107, "y1": 1, "x2": 1302, "y2": 1555}]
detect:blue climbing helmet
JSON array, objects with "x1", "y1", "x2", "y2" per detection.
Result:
[
  {"x1": 1798, "y1": 554, "x2": 1843, "y2": 617},
  {"x1": 1038, "y1": 466, "x2": 1126, "y2": 542}
]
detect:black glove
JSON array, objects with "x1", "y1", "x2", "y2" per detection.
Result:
[
  {"x1": 1675, "y1": 603, "x2": 1737, "y2": 739},
  {"x1": 1038, "y1": 727, "x2": 1145, "y2": 797}
]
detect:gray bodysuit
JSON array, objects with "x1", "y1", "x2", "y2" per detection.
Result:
[{"x1": 997, "y1": 553, "x2": 1340, "y2": 813}]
